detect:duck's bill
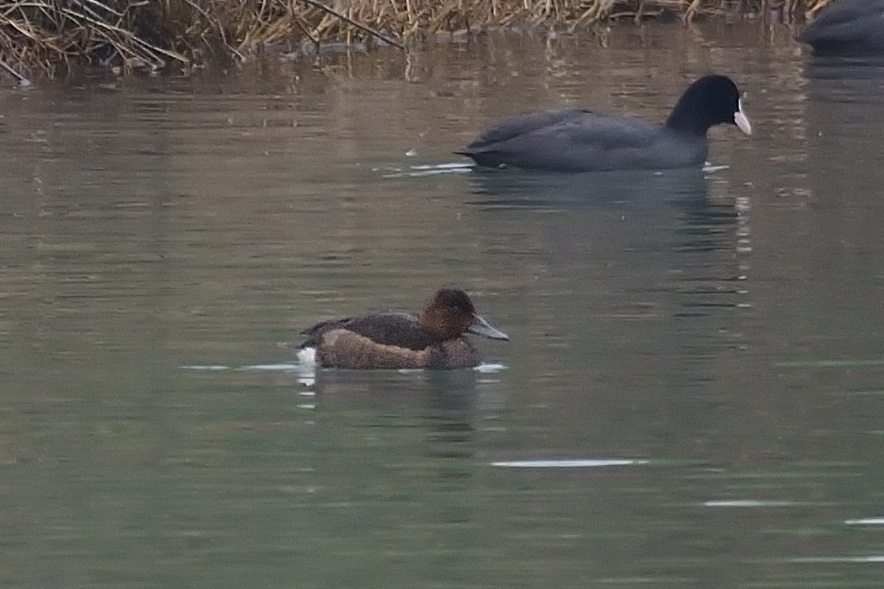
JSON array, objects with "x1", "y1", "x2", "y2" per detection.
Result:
[
  {"x1": 735, "y1": 100, "x2": 752, "y2": 135},
  {"x1": 468, "y1": 315, "x2": 509, "y2": 340}
]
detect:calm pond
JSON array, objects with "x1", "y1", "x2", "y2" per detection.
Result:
[{"x1": 1, "y1": 20, "x2": 883, "y2": 589}]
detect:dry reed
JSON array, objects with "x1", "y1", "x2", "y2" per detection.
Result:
[{"x1": 0, "y1": 0, "x2": 834, "y2": 82}]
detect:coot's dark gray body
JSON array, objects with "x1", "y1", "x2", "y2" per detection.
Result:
[
  {"x1": 456, "y1": 75, "x2": 751, "y2": 173},
  {"x1": 458, "y1": 109, "x2": 711, "y2": 172},
  {"x1": 798, "y1": 0, "x2": 884, "y2": 55}
]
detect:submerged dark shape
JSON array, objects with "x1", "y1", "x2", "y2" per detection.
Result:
[
  {"x1": 455, "y1": 75, "x2": 752, "y2": 173},
  {"x1": 797, "y1": 0, "x2": 884, "y2": 55},
  {"x1": 296, "y1": 288, "x2": 508, "y2": 369}
]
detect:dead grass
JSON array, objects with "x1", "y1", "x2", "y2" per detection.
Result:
[{"x1": 0, "y1": 0, "x2": 833, "y2": 81}]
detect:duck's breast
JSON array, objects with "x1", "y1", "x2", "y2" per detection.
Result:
[{"x1": 425, "y1": 338, "x2": 482, "y2": 370}]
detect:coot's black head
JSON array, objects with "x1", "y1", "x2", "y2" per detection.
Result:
[{"x1": 665, "y1": 75, "x2": 752, "y2": 137}]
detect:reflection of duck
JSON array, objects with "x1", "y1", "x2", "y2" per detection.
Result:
[
  {"x1": 798, "y1": 0, "x2": 884, "y2": 55},
  {"x1": 456, "y1": 75, "x2": 751, "y2": 173},
  {"x1": 296, "y1": 289, "x2": 508, "y2": 369}
]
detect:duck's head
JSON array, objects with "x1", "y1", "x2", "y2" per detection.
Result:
[
  {"x1": 420, "y1": 288, "x2": 509, "y2": 342},
  {"x1": 666, "y1": 75, "x2": 752, "y2": 137}
]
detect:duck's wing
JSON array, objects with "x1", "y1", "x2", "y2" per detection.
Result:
[
  {"x1": 457, "y1": 110, "x2": 670, "y2": 172},
  {"x1": 300, "y1": 312, "x2": 434, "y2": 351}
]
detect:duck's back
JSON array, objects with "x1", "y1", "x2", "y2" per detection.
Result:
[
  {"x1": 456, "y1": 109, "x2": 708, "y2": 172},
  {"x1": 301, "y1": 312, "x2": 435, "y2": 351}
]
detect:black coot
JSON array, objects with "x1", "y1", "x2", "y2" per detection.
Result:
[
  {"x1": 798, "y1": 0, "x2": 884, "y2": 56},
  {"x1": 455, "y1": 75, "x2": 752, "y2": 173}
]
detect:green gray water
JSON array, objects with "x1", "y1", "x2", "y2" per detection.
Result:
[{"x1": 1, "y1": 21, "x2": 883, "y2": 589}]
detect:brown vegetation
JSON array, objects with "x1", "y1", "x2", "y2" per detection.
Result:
[{"x1": 0, "y1": 0, "x2": 832, "y2": 82}]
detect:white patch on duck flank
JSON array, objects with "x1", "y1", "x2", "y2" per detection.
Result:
[{"x1": 297, "y1": 346, "x2": 317, "y2": 366}]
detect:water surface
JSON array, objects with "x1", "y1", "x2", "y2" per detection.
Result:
[{"x1": 1, "y1": 21, "x2": 883, "y2": 589}]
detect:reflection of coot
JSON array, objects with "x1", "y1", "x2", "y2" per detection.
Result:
[
  {"x1": 798, "y1": 0, "x2": 884, "y2": 56},
  {"x1": 802, "y1": 57, "x2": 884, "y2": 142},
  {"x1": 465, "y1": 167, "x2": 709, "y2": 210},
  {"x1": 463, "y1": 164, "x2": 748, "y2": 394},
  {"x1": 801, "y1": 56, "x2": 884, "y2": 276}
]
